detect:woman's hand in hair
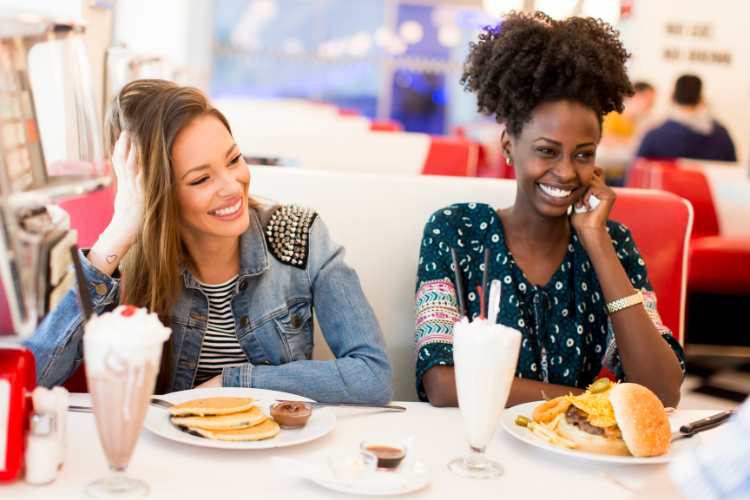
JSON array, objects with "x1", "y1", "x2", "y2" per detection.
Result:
[
  {"x1": 108, "y1": 131, "x2": 145, "y2": 248},
  {"x1": 88, "y1": 132, "x2": 144, "y2": 276},
  {"x1": 570, "y1": 167, "x2": 615, "y2": 247}
]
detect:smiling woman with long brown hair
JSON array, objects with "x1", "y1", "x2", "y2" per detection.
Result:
[
  {"x1": 414, "y1": 12, "x2": 684, "y2": 408},
  {"x1": 27, "y1": 79, "x2": 393, "y2": 403}
]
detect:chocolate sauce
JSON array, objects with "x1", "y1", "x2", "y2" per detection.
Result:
[
  {"x1": 270, "y1": 402, "x2": 312, "y2": 429},
  {"x1": 365, "y1": 445, "x2": 406, "y2": 469}
]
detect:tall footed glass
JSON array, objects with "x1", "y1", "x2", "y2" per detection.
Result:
[
  {"x1": 448, "y1": 318, "x2": 521, "y2": 479},
  {"x1": 83, "y1": 306, "x2": 171, "y2": 498}
]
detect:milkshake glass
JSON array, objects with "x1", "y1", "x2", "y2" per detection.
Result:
[
  {"x1": 448, "y1": 318, "x2": 521, "y2": 478},
  {"x1": 83, "y1": 305, "x2": 171, "y2": 498}
]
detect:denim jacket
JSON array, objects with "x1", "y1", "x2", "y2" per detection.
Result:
[{"x1": 26, "y1": 204, "x2": 393, "y2": 404}]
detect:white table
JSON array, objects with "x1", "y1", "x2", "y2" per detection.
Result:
[{"x1": 6, "y1": 401, "x2": 721, "y2": 499}]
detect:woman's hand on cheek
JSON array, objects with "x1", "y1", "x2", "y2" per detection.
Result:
[{"x1": 570, "y1": 167, "x2": 616, "y2": 244}]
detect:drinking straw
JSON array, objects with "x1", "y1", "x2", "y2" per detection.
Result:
[
  {"x1": 477, "y1": 285, "x2": 485, "y2": 320},
  {"x1": 69, "y1": 245, "x2": 94, "y2": 321},
  {"x1": 450, "y1": 248, "x2": 467, "y2": 318},
  {"x1": 488, "y1": 279, "x2": 502, "y2": 324},
  {"x1": 481, "y1": 247, "x2": 490, "y2": 318}
]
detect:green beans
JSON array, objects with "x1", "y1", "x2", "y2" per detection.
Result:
[
  {"x1": 588, "y1": 378, "x2": 611, "y2": 394},
  {"x1": 515, "y1": 415, "x2": 531, "y2": 427}
]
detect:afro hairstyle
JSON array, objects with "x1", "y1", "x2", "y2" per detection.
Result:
[{"x1": 461, "y1": 11, "x2": 633, "y2": 137}]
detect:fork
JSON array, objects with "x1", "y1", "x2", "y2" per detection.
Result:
[{"x1": 150, "y1": 397, "x2": 174, "y2": 409}]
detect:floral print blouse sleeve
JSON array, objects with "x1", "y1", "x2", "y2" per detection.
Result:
[
  {"x1": 600, "y1": 222, "x2": 686, "y2": 381},
  {"x1": 414, "y1": 206, "x2": 471, "y2": 401}
]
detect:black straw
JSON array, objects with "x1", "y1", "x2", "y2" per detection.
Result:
[
  {"x1": 481, "y1": 247, "x2": 491, "y2": 318},
  {"x1": 70, "y1": 244, "x2": 94, "y2": 322},
  {"x1": 450, "y1": 248, "x2": 467, "y2": 318}
]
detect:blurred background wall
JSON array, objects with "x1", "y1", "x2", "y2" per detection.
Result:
[{"x1": 105, "y1": 0, "x2": 750, "y2": 161}]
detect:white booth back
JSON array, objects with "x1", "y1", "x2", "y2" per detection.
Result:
[
  {"x1": 215, "y1": 98, "x2": 431, "y2": 174},
  {"x1": 250, "y1": 167, "x2": 518, "y2": 401}
]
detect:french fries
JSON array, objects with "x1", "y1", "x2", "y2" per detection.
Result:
[{"x1": 524, "y1": 413, "x2": 577, "y2": 449}]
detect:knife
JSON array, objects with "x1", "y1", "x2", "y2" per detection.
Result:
[
  {"x1": 68, "y1": 397, "x2": 174, "y2": 413},
  {"x1": 671, "y1": 410, "x2": 734, "y2": 441},
  {"x1": 275, "y1": 399, "x2": 406, "y2": 412}
]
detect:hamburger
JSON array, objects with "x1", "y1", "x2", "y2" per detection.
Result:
[{"x1": 536, "y1": 381, "x2": 671, "y2": 457}]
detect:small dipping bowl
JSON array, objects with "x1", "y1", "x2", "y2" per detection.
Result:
[
  {"x1": 270, "y1": 401, "x2": 312, "y2": 429},
  {"x1": 360, "y1": 440, "x2": 408, "y2": 470}
]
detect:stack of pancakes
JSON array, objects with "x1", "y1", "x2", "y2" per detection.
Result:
[{"x1": 169, "y1": 397, "x2": 280, "y2": 441}]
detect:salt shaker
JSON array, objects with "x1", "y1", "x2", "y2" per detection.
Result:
[
  {"x1": 32, "y1": 386, "x2": 67, "y2": 469},
  {"x1": 24, "y1": 412, "x2": 58, "y2": 485}
]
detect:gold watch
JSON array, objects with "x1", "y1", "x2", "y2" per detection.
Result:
[{"x1": 606, "y1": 290, "x2": 643, "y2": 315}]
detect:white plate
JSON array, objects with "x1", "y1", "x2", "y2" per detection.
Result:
[
  {"x1": 502, "y1": 401, "x2": 697, "y2": 464},
  {"x1": 144, "y1": 387, "x2": 336, "y2": 450},
  {"x1": 308, "y1": 460, "x2": 430, "y2": 496}
]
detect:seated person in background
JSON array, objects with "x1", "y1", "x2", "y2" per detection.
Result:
[
  {"x1": 636, "y1": 74, "x2": 736, "y2": 162},
  {"x1": 414, "y1": 13, "x2": 684, "y2": 408},
  {"x1": 598, "y1": 82, "x2": 655, "y2": 182},
  {"x1": 26, "y1": 79, "x2": 393, "y2": 404},
  {"x1": 601, "y1": 81, "x2": 656, "y2": 145}
]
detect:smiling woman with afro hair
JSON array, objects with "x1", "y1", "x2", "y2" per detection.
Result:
[{"x1": 413, "y1": 12, "x2": 685, "y2": 409}]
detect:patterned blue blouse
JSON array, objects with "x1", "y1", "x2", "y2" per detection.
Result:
[{"x1": 414, "y1": 203, "x2": 685, "y2": 402}]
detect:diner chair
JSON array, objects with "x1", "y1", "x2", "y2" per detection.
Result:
[
  {"x1": 629, "y1": 159, "x2": 750, "y2": 396},
  {"x1": 58, "y1": 187, "x2": 116, "y2": 248},
  {"x1": 370, "y1": 120, "x2": 404, "y2": 132},
  {"x1": 422, "y1": 136, "x2": 479, "y2": 177},
  {"x1": 337, "y1": 108, "x2": 360, "y2": 117},
  {"x1": 250, "y1": 167, "x2": 691, "y2": 400},
  {"x1": 610, "y1": 189, "x2": 692, "y2": 343},
  {"x1": 628, "y1": 159, "x2": 750, "y2": 295}
]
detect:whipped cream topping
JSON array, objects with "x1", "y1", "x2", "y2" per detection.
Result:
[{"x1": 84, "y1": 305, "x2": 171, "y2": 376}]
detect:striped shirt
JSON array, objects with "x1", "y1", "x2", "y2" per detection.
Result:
[{"x1": 194, "y1": 275, "x2": 248, "y2": 385}]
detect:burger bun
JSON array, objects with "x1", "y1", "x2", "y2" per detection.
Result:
[{"x1": 610, "y1": 383, "x2": 671, "y2": 457}]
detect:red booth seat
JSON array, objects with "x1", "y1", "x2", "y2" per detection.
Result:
[
  {"x1": 628, "y1": 159, "x2": 750, "y2": 296},
  {"x1": 58, "y1": 187, "x2": 116, "y2": 248},
  {"x1": 689, "y1": 237, "x2": 750, "y2": 295},
  {"x1": 336, "y1": 108, "x2": 360, "y2": 117},
  {"x1": 370, "y1": 120, "x2": 403, "y2": 132},
  {"x1": 611, "y1": 188, "x2": 691, "y2": 343},
  {"x1": 422, "y1": 136, "x2": 479, "y2": 177}
]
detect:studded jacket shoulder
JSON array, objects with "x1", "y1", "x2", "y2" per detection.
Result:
[{"x1": 263, "y1": 204, "x2": 318, "y2": 269}]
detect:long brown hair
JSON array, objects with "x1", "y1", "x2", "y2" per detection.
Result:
[{"x1": 105, "y1": 79, "x2": 235, "y2": 391}]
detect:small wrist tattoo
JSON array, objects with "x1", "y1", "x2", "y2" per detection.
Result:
[{"x1": 105, "y1": 254, "x2": 117, "y2": 264}]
